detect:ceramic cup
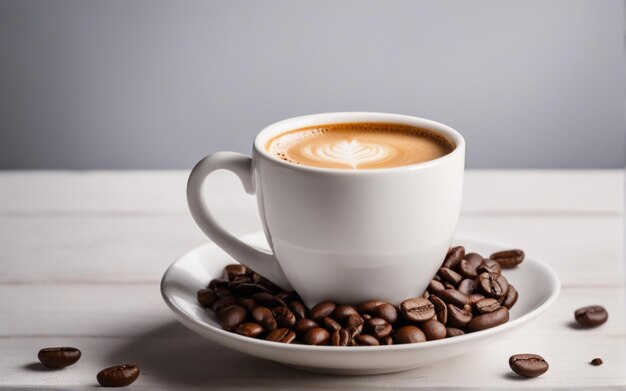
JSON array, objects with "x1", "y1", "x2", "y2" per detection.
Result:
[{"x1": 187, "y1": 112, "x2": 465, "y2": 308}]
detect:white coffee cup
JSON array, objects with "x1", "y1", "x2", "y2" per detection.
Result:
[{"x1": 187, "y1": 112, "x2": 465, "y2": 308}]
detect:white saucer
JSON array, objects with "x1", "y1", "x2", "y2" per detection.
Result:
[{"x1": 160, "y1": 232, "x2": 560, "y2": 375}]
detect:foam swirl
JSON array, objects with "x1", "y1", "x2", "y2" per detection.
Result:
[{"x1": 303, "y1": 140, "x2": 388, "y2": 169}]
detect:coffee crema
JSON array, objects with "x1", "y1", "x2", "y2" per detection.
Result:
[{"x1": 266, "y1": 122, "x2": 455, "y2": 169}]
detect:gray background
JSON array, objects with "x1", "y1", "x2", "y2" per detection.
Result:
[{"x1": 0, "y1": 0, "x2": 624, "y2": 169}]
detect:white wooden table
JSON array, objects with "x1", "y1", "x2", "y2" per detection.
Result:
[{"x1": 1, "y1": 170, "x2": 624, "y2": 389}]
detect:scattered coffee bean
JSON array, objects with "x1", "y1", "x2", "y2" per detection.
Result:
[
  {"x1": 477, "y1": 259, "x2": 501, "y2": 275},
  {"x1": 436, "y1": 289, "x2": 469, "y2": 307},
  {"x1": 208, "y1": 278, "x2": 229, "y2": 290},
  {"x1": 266, "y1": 328, "x2": 296, "y2": 343},
  {"x1": 428, "y1": 279, "x2": 445, "y2": 294},
  {"x1": 213, "y1": 287, "x2": 234, "y2": 298},
  {"x1": 446, "y1": 304, "x2": 473, "y2": 328},
  {"x1": 438, "y1": 267, "x2": 463, "y2": 286},
  {"x1": 468, "y1": 293, "x2": 485, "y2": 306},
  {"x1": 288, "y1": 300, "x2": 307, "y2": 320},
  {"x1": 394, "y1": 326, "x2": 426, "y2": 344},
  {"x1": 310, "y1": 301, "x2": 336, "y2": 321},
  {"x1": 422, "y1": 290, "x2": 430, "y2": 299},
  {"x1": 331, "y1": 328, "x2": 352, "y2": 346},
  {"x1": 445, "y1": 327, "x2": 465, "y2": 337},
  {"x1": 458, "y1": 258, "x2": 479, "y2": 279},
  {"x1": 590, "y1": 358, "x2": 603, "y2": 366},
  {"x1": 357, "y1": 300, "x2": 387, "y2": 314},
  {"x1": 224, "y1": 264, "x2": 248, "y2": 280},
  {"x1": 365, "y1": 318, "x2": 393, "y2": 338},
  {"x1": 509, "y1": 354, "x2": 549, "y2": 378},
  {"x1": 372, "y1": 303, "x2": 398, "y2": 325},
  {"x1": 474, "y1": 298, "x2": 501, "y2": 314},
  {"x1": 219, "y1": 305, "x2": 247, "y2": 331},
  {"x1": 231, "y1": 283, "x2": 270, "y2": 297},
  {"x1": 457, "y1": 279, "x2": 476, "y2": 295},
  {"x1": 380, "y1": 335, "x2": 394, "y2": 345},
  {"x1": 430, "y1": 295, "x2": 448, "y2": 324},
  {"x1": 229, "y1": 275, "x2": 252, "y2": 286},
  {"x1": 355, "y1": 334, "x2": 380, "y2": 346},
  {"x1": 272, "y1": 306, "x2": 296, "y2": 328},
  {"x1": 344, "y1": 313, "x2": 365, "y2": 332},
  {"x1": 235, "y1": 322, "x2": 264, "y2": 338},
  {"x1": 477, "y1": 272, "x2": 509, "y2": 299},
  {"x1": 212, "y1": 296, "x2": 237, "y2": 313},
  {"x1": 321, "y1": 317, "x2": 342, "y2": 332},
  {"x1": 304, "y1": 327, "x2": 330, "y2": 345},
  {"x1": 575, "y1": 306, "x2": 608, "y2": 328},
  {"x1": 237, "y1": 296, "x2": 257, "y2": 312},
  {"x1": 197, "y1": 289, "x2": 218, "y2": 308},
  {"x1": 421, "y1": 319, "x2": 447, "y2": 340},
  {"x1": 251, "y1": 292, "x2": 286, "y2": 308},
  {"x1": 468, "y1": 306, "x2": 509, "y2": 332},
  {"x1": 294, "y1": 318, "x2": 318, "y2": 336},
  {"x1": 97, "y1": 364, "x2": 140, "y2": 387},
  {"x1": 37, "y1": 347, "x2": 81, "y2": 369},
  {"x1": 400, "y1": 297, "x2": 435, "y2": 322},
  {"x1": 502, "y1": 285, "x2": 518, "y2": 309},
  {"x1": 491, "y1": 249, "x2": 525, "y2": 268},
  {"x1": 251, "y1": 306, "x2": 277, "y2": 332},
  {"x1": 332, "y1": 305, "x2": 359, "y2": 322},
  {"x1": 443, "y1": 246, "x2": 465, "y2": 269}
]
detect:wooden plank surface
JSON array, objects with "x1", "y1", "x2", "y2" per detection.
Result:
[{"x1": 0, "y1": 170, "x2": 624, "y2": 389}]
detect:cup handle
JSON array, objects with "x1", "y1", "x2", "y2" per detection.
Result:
[{"x1": 187, "y1": 152, "x2": 292, "y2": 290}]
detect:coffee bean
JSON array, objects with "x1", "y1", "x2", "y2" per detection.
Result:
[
  {"x1": 235, "y1": 322, "x2": 264, "y2": 338},
  {"x1": 465, "y1": 252, "x2": 484, "y2": 265},
  {"x1": 212, "y1": 297, "x2": 237, "y2": 313},
  {"x1": 251, "y1": 292, "x2": 286, "y2": 308},
  {"x1": 231, "y1": 283, "x2": 270, "y2": 297},
  {"x1": 400, "y1": 297, "x2": 435, "y2": 322},
  {"x1": 365, "y1": 318, "x2": 392, "y2": 338},
  {"x1": 355, "y1": 334, "x2": 380, "y2": 346},
  {"x1": 491, "y1": 249, "x2": 525, "y2": 268},
  {"x1": 288, "y1": 300, "x2": 307, "y2": 320},
  {"x1": 224, "y1": 264, "x2": 248, "y2": 280},
  {"x1": 361, "y1": 314, "x2": 372, "y2": 320},
  {"x1": 237, "y1": 297, "x2": 257, "y2": 312},
  {"x1": 97, "y1": 364, "x2": 140, "y2": 387},
  {"x1": 219, "y1": 305, "x2": 247, "y2": 331},
  {"x1": 502, "y1": 285, "x2": 518, "y2": 309},
  {"x1": 344, "y1": 313, "x2": 364, "y2": 335},
  {"x1": 458, "y1": 259, "x2": 479, "y2": 279},
  {"x1": 208, "y1": 278, "x2": 229, "y2": 290},
  {"x1": 474, "y1": 298, "x2": 501, "y2": 314},
  {"x1": 457, "y1": 279, "x2": 476, "y2": 295},
  {"x1": 590, "y1": 358, "x2": 603, "y2": 366},
  {"x1": 422, "y1": 291, "x2": 430, "y2": 299},
  {"x1": 380, "y1": 335, "x2": 394, "y2": 345},
  {"x1": 428, "y1": 280, "x2": 445, "y2": 294},
  {"x1": 252, "y1": 274, "x2": 282, "y2": 293},
  {"x1": 394, "y1": 326, "x2": 426, "y2": 344},
  {"x1": 372, "y1": 303, "x2": 398, "y2": 325},
  {"x1": 213, "y1": 287, "x2": 234, "y2": 298},
  {"x1": 436, "y1": 289, "x2": 469, "y2": 307},
  {"x1": 197, "y1": 289, "x2": 218, "y2": 308},
  {"x1": 266, "y1": 328, "x2": 296, "y2": 343},
  {"x1": 421, "y1": 319, "x2": 447, "y2": 340},
  {"x1": 304, "y1": 327, "x2": 330, "y2": 345},
  {"x1": 438, "y1": 267, "x2": 463, "y2": 286},
  {"x1": 429, "y1": 295, "x2": 448, "y2": 324},
  {"x1": 445, "y1": 327, "x2": 465, "y2": 337},
  {"x1": 321, "y1": 317, "x2": 342, "y2": 332},
  {"x1": 467, "y1": 306, "x2": 509, "y2": 331},
  {"x1": 331, "y1": 328, "x2": 352, "y2": 346},
  {"x1": 294, "y1": 319, "x2": 318, "y2": 336},
  {"x1": 275, "y1": 291, "x2": 299, "y2": 303},
  {"x1": 251, "y1": 306, "x2": 277, "y2": 332},
  {"x1": 332, "y1": 305, "x2": 359, "y2": 322},
  {"x1": 477, "y1": 259, "x2": 501, "y2": 275},
  {"x1": 37, "y1": 347, "x2": 81, "y2": 368},
  {"x1": 575, "y1": 306, "x2": 608, "y2": 328},
  {"x1": 229, "y1": 275, "x2": 253, "y2": 286},
  {"x1": 272, "y1": 306, "x2": 296, "y2": 328},
  {"x1": 468, "y1": 293, "x2": 485, "y2": 306},
  {"x1": 357, "y1": 300, "x2": 388, "y2": 314},
  {"x1": 477, "y1": 272, "x2": 509, "y2": 299},
  {"x1": 310, "y1": 301, "x2": 336, "y2": 321},
  {"x1": 446, "y1": 304, "x2": 473, "y2": 328},
  {"x1": 443, "y1": 246, "x2": 465, "y2": 269},
  {"x1": 509, "y1": 354, "x2": 549, "y2": 378}
]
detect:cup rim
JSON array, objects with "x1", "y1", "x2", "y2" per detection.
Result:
[{"x1": 253, "y1": 112, "x2": 465, "y2": 175}]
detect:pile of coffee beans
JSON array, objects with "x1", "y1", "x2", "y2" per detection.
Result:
[{"x1": 197, "y1": 246, "x2": 522, "y2": 346}]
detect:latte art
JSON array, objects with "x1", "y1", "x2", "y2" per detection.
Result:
[
  {"x1": 267, "y1": 122, "x2": 454, "y2": 170},
  {"x1": 304, "y1": 140, "x2": 388, "y2": 169}
]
